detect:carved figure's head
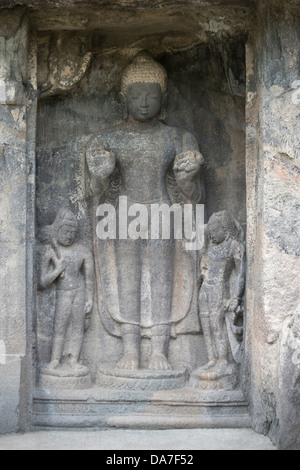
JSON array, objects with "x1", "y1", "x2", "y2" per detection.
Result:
[
  {"x1": 54, "y1": 208, "x2": 79, "y2": 247},
  {"x1": 121, "y1": 51, "x2": 167, "y2": 121},
  {"x1": 208, "y1": 211, "x2": 237, "y2": 245}
]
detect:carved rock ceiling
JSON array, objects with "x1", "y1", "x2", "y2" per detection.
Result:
[
  {"x1": 1, "y1": 1, "x2": 256, "y2": 35},
  {"x1": 0, "y1": 0, "x2": 257, "y2": 9}
]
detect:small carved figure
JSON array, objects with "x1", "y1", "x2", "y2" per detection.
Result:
[
  {"x1": 192, "y1": 211, "x2": 245, "y2": 385},
  {"x1": 38, "y1": 209, "x2": 94, "y2": 376}
]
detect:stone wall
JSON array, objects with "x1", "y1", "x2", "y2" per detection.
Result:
[
  {"x1": 245, "y1": 0, "x2": 300, "y2": 450},
  {"x1": 0, "y1": 8, "x2": 34, "y2": 433}
]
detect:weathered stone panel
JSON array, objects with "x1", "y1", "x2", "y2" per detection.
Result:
[{"x1": 245, "y1": 0, "x2": 300, "y2": 449}]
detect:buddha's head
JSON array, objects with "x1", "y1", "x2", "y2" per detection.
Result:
[{"x1": 121, "y1": 51, "x2": 167, "y2": 122}]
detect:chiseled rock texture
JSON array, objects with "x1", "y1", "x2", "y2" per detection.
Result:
[
  {"x1": 245, "y1": 0, "x2": 300, "y2": 450},
  {"x1": 0, "y1": 9, "x2": 29, "y2": 434}
]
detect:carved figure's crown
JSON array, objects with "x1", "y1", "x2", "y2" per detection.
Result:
[
  {"x1": 121, "y1": 51, "x2": 167, "y2": 96},
  {"x1": 208, "y1": 211, "x2": 237, "y2": 239},
  {"x1": 55, "y1": 208, "x2": 78, "y2": 230}
]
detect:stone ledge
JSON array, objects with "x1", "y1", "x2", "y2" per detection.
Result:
[
  {"x1": 32, "y1": 387, "x2": 250, "y2": 429},
  {"x1": 0, "y1": 428, "x2": 277, "y2": 450},
  {"x1": 107, "y1": 414, "x2": 251, "y2": 429},
  {"x1": 96, "y1": 368, "x2": 187, "y2": 391}
]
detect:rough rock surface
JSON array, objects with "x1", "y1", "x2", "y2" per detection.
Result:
[{"x1": 245, "y1": 0, "x2": 300, "y2": 450}]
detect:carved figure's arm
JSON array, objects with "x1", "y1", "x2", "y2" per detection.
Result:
[
  {"x1": 233, "y1": 242, "x2": 246, "y2": 302},
  {"x1": 86, "y1": 136, "x2": 116, "y2": 197},
  {"x1": 199, "y1": 253, "x2": 208, "y2": 285},
  {"x1": 82, "y1": 248, "x2": 94, "y2": 331},
  {"x1": 38, "y1": 248, "x2": 66, "y2": 290},
  {"x1": 174, "y1": 132, "x2": 205, "y2": 203},
  {"x1": 82, "y1": 249, "x2": 94, "y2": 312}
]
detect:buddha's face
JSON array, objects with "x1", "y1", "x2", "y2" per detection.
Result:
[
  {"x1": 126, "y1": 82, "x2": 163, "y2": 122},
  {"x1": 57, "y1": 224, "x2": 78, "y2": 246},
  {"x1": 208, "y1": 222, "x2": 226, "y2": 245}
]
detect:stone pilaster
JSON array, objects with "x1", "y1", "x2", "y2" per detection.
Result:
[
  {"x1": 0, "y1": 8, "x2": 37, "y2": 433},
  {"x1": 245, "y1": 0, "x2": 300, "y2": 449}
]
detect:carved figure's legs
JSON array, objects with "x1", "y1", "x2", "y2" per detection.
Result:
[
  {"x1": 69, "y1": 288, "x2": 88, "y2": 371},
  {"x1": 49, "y1": 290, "x2": 74, "y2": 367},
  {"x1": 149, "y1": 240, "x2": 174, "y2": 325},
  {"x1": 148, "y1": 240, "x2": 173, "y2": 370},
  {"x1": 211, "y1": 308, "x2": 234, "y2": 375},
  {"x1": 116, "y1": 240, "x2": 142, "y2": 325},
  {"x1": 197, "y1": 315, "x2": 217, "y2": 372},
  {"x1": 211, "y1": 308, "x2": 228, "y2": 363},
  {"x1": 115, "y1": 240, "x2": 142, "y2": 370},
  {"x1": 115, "y1": 237, "x2": 174, "y2": 371},
  {"x1": 196, "y1": 287, "x2": 217, "y2": 373},
  {"x1": 49, "y1": 338, "x2": 64, "y2": 370},
  {"x1": 149, "y1": 325, "x2": 172, "y2": 370},
  {"x1": 116, "y1": 324, "x2": 141, "y2": 370}
]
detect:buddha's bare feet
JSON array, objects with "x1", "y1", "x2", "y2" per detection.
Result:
[
  {"x1": 148, "y1": 353, "x2": 172, "y2": 371},
  {"x1": 193, "y1": 360, "x2": 217, "y2": 375},
  {"x1": 116, "y1": 352, "x2": 139, "y2": 370}
]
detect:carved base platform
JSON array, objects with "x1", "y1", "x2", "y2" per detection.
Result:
[
  {"x1": 96, "y1": 368, "x2": 187, "y2": 391},
  {"x1": 32, "y1": 387, "x2": 251, "y2": 429},
  {"x1": 188, "y1": 362, "x2": 239, "y2": 391},
  {"x1": 189, "y1": 372, "x2": 238, "y2": 391},
  {"x1": 39, "y1": 366, "x2": 92, "y2": 391},
  {"x1": 39, "y1": 374, "x2": 92, "y2": 391}
]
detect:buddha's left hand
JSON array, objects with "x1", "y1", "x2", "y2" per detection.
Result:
[{"x1": 173, "y1": 151, "x2": 204, "y2": 179}]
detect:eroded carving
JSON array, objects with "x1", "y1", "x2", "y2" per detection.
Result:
[
  {"x1": 217, "y1": 34, "x2": 246, "y2": 97},
  {"x1": 191, "y1": 211, "x2": 245, "y2": 390},
  {"x1": 38, "y1": 209, "x2": 94, "y2": 388},
  {"x1": 0, "y1": 11, "x2": 27, "y2": 105},
  {"x1": 86, "y1": 52, "x2": 205, "y2": 375},
  {"x1": 39, "y1": 32, "x2": 92, "y2": 98}
]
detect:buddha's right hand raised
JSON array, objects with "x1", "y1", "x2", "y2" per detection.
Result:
[{"x1": 86, "y1": 136, "x2": 116, "y2": 179}]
